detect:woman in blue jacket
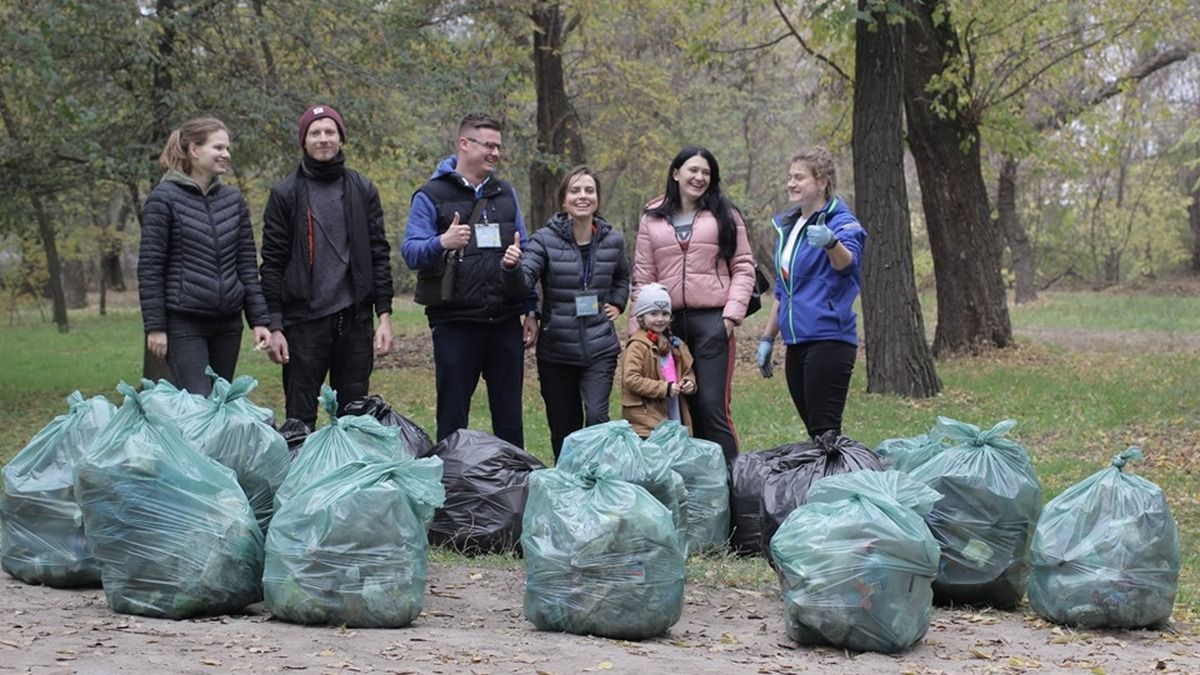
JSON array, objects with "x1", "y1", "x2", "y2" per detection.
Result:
[
  {"x1": 138, "y1": 117, "x2": 271, "y2": 395},
  {"x1": 755, "y1": 147, "x2": 866, "y2": 438}
]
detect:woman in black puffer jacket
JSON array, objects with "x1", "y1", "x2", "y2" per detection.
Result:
[
  {"x1": 503, "y1": 166, "x2": 630, "y2": 459},
  {"x1": 138, "y1": 117, "x2": 270, "y2": 395}
]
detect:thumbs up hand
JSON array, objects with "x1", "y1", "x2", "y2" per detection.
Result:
[
  {"x1": 502, "y1": 234, "x2": 522, "y2": 270},
  {"x1": 440, "y1": 211, "x2": 471, "y2": 250}
]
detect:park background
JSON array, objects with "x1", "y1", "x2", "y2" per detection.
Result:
[{"x1": 1, "y1": 0, "x2": 1199, "y2": 623}]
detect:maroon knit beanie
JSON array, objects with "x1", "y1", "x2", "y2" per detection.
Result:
[{"x1": 297, "y1": 104, "x2": 346, "y2": 148}]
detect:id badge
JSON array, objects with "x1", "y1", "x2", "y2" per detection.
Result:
[
  {"x1": 574, "y1": 292, "x2": 600, "y2": 317},
  {"x1": 475, "y1": 223, "x2": 501, "y2": 249}
]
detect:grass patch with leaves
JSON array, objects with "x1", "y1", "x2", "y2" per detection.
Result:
[{"x1": 1, "y1": 293, "x2": 1198, "y2": 618}]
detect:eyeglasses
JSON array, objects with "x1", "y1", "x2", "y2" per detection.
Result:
[{"x1": 465, "y1": 136, "x2": 503, "y2": 152}]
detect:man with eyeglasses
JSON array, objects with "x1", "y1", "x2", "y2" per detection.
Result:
[{"x1": 402, "y1": 112, "x2": 536, "y2": 447}]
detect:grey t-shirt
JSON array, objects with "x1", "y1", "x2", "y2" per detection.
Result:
[
  {"x1": 670, "y1": 211, "x2": 695, "y2": 244},
  {"x1": 307, "y1": 179, "x2": 355, "y2": 319}
]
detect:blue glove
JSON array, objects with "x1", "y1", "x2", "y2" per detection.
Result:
[
  {"x1": 756, "y1": 337, "x2": 775, "y2": 378},
  {"x1": 806, "y1": 223, "x2": 837, "y2": 249}
]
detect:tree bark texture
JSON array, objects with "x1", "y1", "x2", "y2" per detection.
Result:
[
  {"x1": 903, "y1": 0, "x2": 1011, "y2": 355},
  {"x1": 854, "y1": 0, "x2": 940, "y2": 397},
  {"x1": 529, "y1": 2, "x2": 585, "y2": 231},
  {"x1": 998, "y1": 156, "x2": 1037, "y2": 303},
  {"x1": 1190, "y1": 161, "x2": 1200, "y2": 274}
]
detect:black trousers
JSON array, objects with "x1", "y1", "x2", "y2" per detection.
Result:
[
  {"x1": 282, "y1": 305, "x2": 374, "y2": 427},
  {"x1": 432, "y1": 319, "x2": 524, "y2": 448},
  {"x1": 166, "y1": 311, "x2": 243, "y2": 396},
  {"x1": 784, "y1": 340, "x2": 857, "y2": 438},
  {"x1": 538, "y1": 352, "x2": 618, "y2": 460},
  {"x1": 672, "y1": 308, "x2": 739, "y2": 465}
]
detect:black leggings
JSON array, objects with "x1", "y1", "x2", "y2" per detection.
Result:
[
  {"x1": 538, "y1": 353, "x2": 618, "y2": 460},
  {"x1": 282, "y1": 305, "x2": 375, "y2": 427},
  {"x1": 784, "y1": 340, "x2": 857, "y2": 438},
  {"x1": 166, "y1": 312, "x2": 243, "y2": 396},
  {"x1": 671, "y1": 308, "x2": 738, "y2": 465}
]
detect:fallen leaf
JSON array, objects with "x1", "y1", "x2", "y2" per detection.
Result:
[
  {"x1": 720, "y1": 633, "x2": 740, "y2": 645},
  {"x1": 0, "y1": 640, "x2": 20, "y2": 649},
  {"x1": 1090, "y1": 668, "x2": 1106, "y2": 675},
  {"x1": 969, "y1": 648, "x2": 993, "y2": 660},
  {"x1": 597, "y1": 661, "x2": 613, "y2": 671},
  {"x1": 469, "y1": 572, "x2": 483, "y2": 581},
  {"x1": 200, "y1": 659, "x2": 222, "y2": 666}
]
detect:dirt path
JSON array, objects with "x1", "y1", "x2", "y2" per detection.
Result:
[{"x1": 4, "y1": 564, "x2": 1197, "y2": 675}]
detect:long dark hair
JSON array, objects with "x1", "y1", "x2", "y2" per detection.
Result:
[{"x1": 645, "y1": 145, "x2": 740, "y2": 263}]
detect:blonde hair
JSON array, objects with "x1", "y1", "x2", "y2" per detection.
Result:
[
  {"x1": 791, "y1": 146, "x2": 837, "y2": 201},
  {"x1": 158, "y1": 117, "x2": 227, "y2": 174}
]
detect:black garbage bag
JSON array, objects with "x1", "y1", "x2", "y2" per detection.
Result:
[
  {"x1": 417, "y1": 429, "x2": 545, "y2": 554},
  {"x1": 522, "y1": 467, "x2": 685, "y2": 640},
  {"x1": 1, "y1": 392, "x2": 115, "y2": 587},
  {"x1": 277, "y1": 419, "x2": 311, "y2": 461},
  {"x1": 1028, "y1": 448, "x2": 1179, "y2": 628},
  {"x1": 342, "y1": 395, "x2": 434, "y2": 457},
  {"x1": 731, "y1": 432, "x2": 883, "y2": 557},
  {"x1": 908, "y1": 417, "x2": 1043, "y2": 609}
]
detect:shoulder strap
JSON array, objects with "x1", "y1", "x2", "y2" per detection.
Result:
[{"x1": 467, "y1": 197, "x2": 490, "y2": 225}]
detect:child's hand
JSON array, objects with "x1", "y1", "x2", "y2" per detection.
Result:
[{"x1": 679, "y1": 379, "x2": 696, "y2": 395}]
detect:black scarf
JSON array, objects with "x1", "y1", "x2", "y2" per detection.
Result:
[{"x1": 301, "y1": 150, "x2": 346, "y2": 182}]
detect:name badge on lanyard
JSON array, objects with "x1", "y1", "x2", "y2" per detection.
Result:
[
  {"x1": 575, "y1": 292, "x2": 600, "y2": 317},
  {"x1": 475, "y1": 223, "x2": 502, "y2": 249}
]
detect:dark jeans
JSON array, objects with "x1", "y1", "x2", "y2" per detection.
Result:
[
  {"x1": 784, "y1": 340, "x2": 857, "y2": 438},
  {"x1": 432, "y1": 319, "x2": 524, "y2": 448},
  {"x1": 282, "y1": 305, "x2": 374, "y2": 427},
  {"x1": 672, "y1": 308, "x2": 739, "y2": 465},
  {"x1": 538, "y1": 352, "x2": 618, "y2": 460},
  {"x1": 166, "y1": 311, "x2": 243, "y2": 396}
]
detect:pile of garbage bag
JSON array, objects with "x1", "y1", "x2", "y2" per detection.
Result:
[
  {"x1": 645, "y1": 421, "x2": 730, "y2": 553},
  {"x1": 770, "y1": 470, "x2": 942, "y2": 653},
  {"x1": 907, "y1": 417, "x2": 1043, "y2": 608},
  {"x1": 342, "y1": 395, "x2": 434, "y2": 457},
  {"x1": 1028, "y1": 447, "x2": 1179, "y2": 628},
  {"x1": 522, "y1": 467, "x2": 685, "y2": 640},
  {"x1": 176, "y1": 374, "x2": 290, "y2": 532},
  {"x1": 875, "y1": 432, "x2": 943, "y2": 473},
  {"x1": 418, "y1": 429, "x2": 545, "y2": 554},
  {"x1": 274, "y1": 386, "x2": 406, "y2": 510},
  {"x1": 73, "y1": 383, "x2": 263, "y2": 619},
  {"x1": 732, "y1": 432, "x2": 882, "y2": 557},
  {"x1": 264, "y1": 458, "x2": 445, "y2": 627},
  {"x1": 557, "y1": 421, "x2": 688, "y2": 535},
  {"x1": 1, "y1": 392, "x2": 115, "y2": 587}
]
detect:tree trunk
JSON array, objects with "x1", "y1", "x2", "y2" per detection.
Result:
[
  {"x1": 1190, "y1": 161, "x2": 1200, "y2": 274},
  {"x1": 903, "y1": 0, "x2": 1011, "y2": 355},
  {"x1": 998, "y1": 156, "x2": 1037, "y2": 303},
  {"x1": 62, "y1": 258, "x2": 87, "y2": 309},
  {"x1": 855, "y1": 0, "x2": 940, "y2": 397},
  {"x1": 528, "y1": 1, "x2": 585, "y2": 231}
]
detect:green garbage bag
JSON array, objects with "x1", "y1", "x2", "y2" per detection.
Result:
[
  {"x1": 558, "y1": 420, "x2": 688, "y2": 536},
  {"x1": 645, "y1": 421, "x2": 730, "y2": 553},
  {"x1": 770, "y1": 470, "x2": 942, "y2": 653},
  {"x1": 73, "y1": 383, "x2": 263, "y2": 619},
  {"x1": 205, "y1": 367, "x2": 276, "y2": 426},
  {"x1": 273, "y1": 386, "x2": 405, "y2": 511},
  {"x1": 875, "y1": 432, "x2": 943, "y2": 473},
  {"x1": 176, "y1": 374, "x2": 291, "y2": 533},
  {"x1": 908, "y1": 417, "x2": 1043, "y2": 608},
  {"x1": 263, "y1": 458, "x2": 445, "y2": 627},
  {"x1": 522, "y1": 468, "x2": 685, "y2": 640},
  {"x1": 1028, "y1": 447, "x2": 1179, "y2": 628},
  {"x1": 1, "y1": 392, "x2": 115, "y2": 587},
  {"x1": 138, "y1": 378, "x2": 208, "y2": 420}
]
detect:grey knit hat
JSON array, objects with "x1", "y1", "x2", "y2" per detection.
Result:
[{"x1": 634, "y1": 283, "x2": 672, "y2": 317}]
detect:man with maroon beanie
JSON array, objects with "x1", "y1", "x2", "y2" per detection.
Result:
[{"x1": 260, "y1": 104, "x2": 394, "y2": 427}]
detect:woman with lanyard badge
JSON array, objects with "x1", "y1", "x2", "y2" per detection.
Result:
[
  {"x1": 756, "y1": 146, "x2": 866, "y2": 439},
  {"x1": 503, "y1": 166, "x2": 630, "y2": 459},
  {"x1": 633, "y1": 146, "x2": 756, "y2": 466}
]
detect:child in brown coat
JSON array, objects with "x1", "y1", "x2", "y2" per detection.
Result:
[{"x1": 621, "y1": 283, "x2": 697, "y2": 437}]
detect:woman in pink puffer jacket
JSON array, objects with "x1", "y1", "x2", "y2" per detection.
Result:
[{"x1": 631, "y1": 146, "x2": 756, "y2": 466}]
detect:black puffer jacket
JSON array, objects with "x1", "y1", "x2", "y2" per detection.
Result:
[
  {"x1": 137, "y1": 177, "x2": 269, "y2": 333},
  {"x1": 506, "y1": 213, "x2": 630, "y2": 365}
]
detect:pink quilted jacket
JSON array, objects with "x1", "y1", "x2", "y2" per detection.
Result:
[{"x1": 632, "y1": 205, "x2": 756, "y2": 326}]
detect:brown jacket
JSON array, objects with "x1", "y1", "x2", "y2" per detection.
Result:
[{"x1": 621, "y1": 328, "x2": 696, "y2": 437}]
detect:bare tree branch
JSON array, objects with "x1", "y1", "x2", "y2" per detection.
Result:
[{"x1": 771, "y1": 0, "x2": 851, "y2": 83}]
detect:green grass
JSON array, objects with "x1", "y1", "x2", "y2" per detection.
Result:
[{"x1": 2, "y1": 290, "x2": 1198, "y2": 617}]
